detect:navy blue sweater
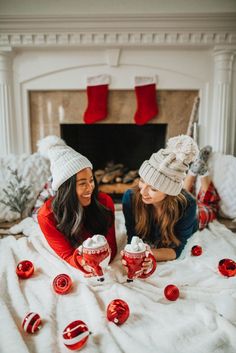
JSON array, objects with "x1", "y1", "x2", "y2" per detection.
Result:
[{"x1": 122, "y1": 189, "x2": 198, "y2": 258}]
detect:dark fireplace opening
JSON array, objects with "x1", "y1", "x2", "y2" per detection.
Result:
[{"x1": 61, "y1": 123, "x2": 167, "y2": 202}]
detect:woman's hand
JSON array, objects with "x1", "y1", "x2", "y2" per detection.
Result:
[
  {"x1": 142, "y1": 256, "x2": 153, "y2": 274},
  {"x1": 73, "y1": 249, "x2": 97, "y2": 277},
  {"x1": 79, "y1": 258, "x2": 97, "y2": 278},
  {"x1": 120, "y1": 249, "x2": 154, "y2": 275},
  {"x1": 120, "y1": 250, "x2": 128, "y2": 273}
]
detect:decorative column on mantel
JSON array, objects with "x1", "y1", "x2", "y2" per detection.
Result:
[
  {"x1": 0, "y1": 50, "x2": 15, "y2": 155},
  {"x1": 211, "y1": 48, "x2": 235, "y2": 155}
]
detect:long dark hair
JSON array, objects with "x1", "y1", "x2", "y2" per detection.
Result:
[
  {"x1": 132, "y1": 185, "x2": 188, "y2": 247},
  {"x1": 52, "y1": 174, "x2": 113, "y2": 246}
]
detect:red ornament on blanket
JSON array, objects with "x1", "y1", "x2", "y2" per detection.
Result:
[
  {"x1": 53, "y1": 274, "x2": 72, "y2": 294},
  {"x1": 22, "y1": 312, "x2": 42, "y2": 333},
  {"x1": 191, "y1": 245, "x2": 202, "y2": 256},
  {"x1": 107, "y1": 299, "x2": 130, "y2": 325},
  {"x1": 62, "y1": 320, "x2": 90, "y2": 350},
  {"x1": 164, "y1": 285, "x2": 180, "y2": 301},
  {"x1": 16, "y1": 260, "x2": 34, "y2": 279},
  {"x1": 218, "y1": 258, "x2": 236, "y2": 277}
]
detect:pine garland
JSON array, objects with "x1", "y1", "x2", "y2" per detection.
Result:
[{"x1": 0, "y1": 167, "x2": 31, "y2": 219}]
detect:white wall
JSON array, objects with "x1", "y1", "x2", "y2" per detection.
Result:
[{"x1": 0, "y1": 0, "x2": 236, "y2": 15}]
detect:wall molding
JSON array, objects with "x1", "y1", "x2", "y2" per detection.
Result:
[{"x1": 0, "y1": 13, "x2": 236, "y2": 49}]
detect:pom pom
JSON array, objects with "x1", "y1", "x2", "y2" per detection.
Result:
[
  {"x1": 37, "y1": 135, "x2": 66, "y2": 159},
  {"x1": 158, "y1": 152, "x2": 176, "y2": 171},
  {"x1": 166, "y1": 135, "x2": 199, "y2": 165}
]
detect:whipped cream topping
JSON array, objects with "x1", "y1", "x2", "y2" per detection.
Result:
[
  {"x1": 125, "y1": 236, "x2": 146, "y2": 252},
  {"x1": 83, "y1": 234, "x2": 107, "y2": 248}
]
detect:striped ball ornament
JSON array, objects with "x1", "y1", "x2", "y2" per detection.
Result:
[
  {"x1": 22, "y1": 312, "x2": 41, "y2": 334},
  {"x1": 62, "y1": 320, "x2": 90, "y2": 350}
]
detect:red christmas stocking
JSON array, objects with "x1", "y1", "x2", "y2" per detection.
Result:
[
  {"x1": 83, "y1": 74, "x2": 110, "y2": 124},
  {"x1": 134, "y1": 76, "x2": 158, "y2": 125}
]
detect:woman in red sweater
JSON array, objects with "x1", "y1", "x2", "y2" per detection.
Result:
[{"x1": 37, "y1": 136, "x2": 117, "y2": 275}]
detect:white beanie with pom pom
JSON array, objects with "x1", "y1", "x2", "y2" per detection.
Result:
[
  {"x1": 37, "y1": 135, "x2": 66, "y2": 159},
  {"x1": 139, "y1": 135, "x2": 199, "y2": 196},
  {"x1": 37, "y1": 135, "x2": 92, "y2": 191}
]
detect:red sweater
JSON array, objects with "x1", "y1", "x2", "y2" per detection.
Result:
[{"x1": 38, "y1": 192, "x2": 117, "y2": 269}]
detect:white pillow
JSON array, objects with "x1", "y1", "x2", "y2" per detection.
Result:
[
  {"x1": 0, "y1": 153, "x2": 51, "y2": 222},
  {"x1": 208, "y1": 152, "x2": 236, "y2": 219}
]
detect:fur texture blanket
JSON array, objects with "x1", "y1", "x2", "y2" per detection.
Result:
[{"x1": 0, "y1": 212, "x2": 236, "y2": 353}]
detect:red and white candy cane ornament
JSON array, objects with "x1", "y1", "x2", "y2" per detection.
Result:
[
  {"x1": 62, "y1": 320, "x2": 90, "y2": 350},
  {"x1": 53, "y1": 274, "x2": 72, "y2": 294},
  {"x1": 22, "y1": 312, "x2": 41, "y2": 334}
]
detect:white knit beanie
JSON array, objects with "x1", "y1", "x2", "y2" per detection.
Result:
[
  {"x1": 139, "y1": 135, "x2": 199, "y2": 196},
  {"x1": 37, "y1": 135, "x2": 92, "y2": 191}
]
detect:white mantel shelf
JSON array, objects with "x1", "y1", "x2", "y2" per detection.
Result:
[
  {"x1": 0, "y1": 12, "x2": 236, "y2": 156},
  {"x1": 0, "y1": 13, "x2": 236, "y2": 48}
]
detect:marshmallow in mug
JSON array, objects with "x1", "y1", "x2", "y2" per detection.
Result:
[
  {"x1": 83, "y1": 234, "x2": 107, "y2": 249},
  {"x1": 125, "y1": 236, "x2": 147, "y2": 252}
]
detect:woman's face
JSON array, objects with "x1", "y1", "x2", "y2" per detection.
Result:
[
  {"x1": 76, "y1": 168, "x2": 95, "y2": 207},
  {"x1": 138, "y1": 178, "x2": 166, "y2": 205}
]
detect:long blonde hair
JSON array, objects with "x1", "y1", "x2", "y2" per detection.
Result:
[{"x1": 132, "y1": 185, "x2": 188, "y2": 247}]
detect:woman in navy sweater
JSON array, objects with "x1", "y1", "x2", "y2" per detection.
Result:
[{"x1": 122, "y1": 135, "x2": 199, "y2": 262}]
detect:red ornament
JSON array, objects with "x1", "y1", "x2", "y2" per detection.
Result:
[
  {"x1": 107, "y1": 299, "x2": 130, "y2": 325},
  {"x1": 164, "y1": 284, "x2": 180, "y2": 301},
  {"x1": 191, "y1": 245, "x2": 202, "y2": 256},
  {"x1": 16, "y1": 260, "x2": 34, "y2": 279},
  {"x1": 62, "y1": 320, "x2": 89, "y2": 351},
  {"x1": 22, "y1": 312, "x2": 41, "y2": 333},
  {"x1": 218, "y1": 258, "x2": 236, "y2": 277},
  {"x1": 53, "y1": 274, "x2": 72, "y2": 294}
]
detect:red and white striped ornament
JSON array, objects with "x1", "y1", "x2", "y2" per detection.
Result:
[
  {"x1": 62, "y1": 320, "x2": 90, "y2": 350},
  {"x1": 53, "y1": 274, "x2": 72, "y2": 294},
  {"x1": 22, "y1": 312, "x2": 41, "y2": 334}
]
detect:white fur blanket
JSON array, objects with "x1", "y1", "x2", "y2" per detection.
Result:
[{"x1": 0, "y1": 212, "x2": 236, "y2": 353}]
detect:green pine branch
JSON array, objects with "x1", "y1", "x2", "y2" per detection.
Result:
[{"x1": 0, "y1": 167, "x2": 32, "y2": 218}]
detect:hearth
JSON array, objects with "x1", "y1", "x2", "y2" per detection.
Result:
[{"x1": 61, "y1": 123, "x2": 167, "y2": 201}]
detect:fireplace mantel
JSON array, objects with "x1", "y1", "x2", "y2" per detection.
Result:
[
  {"x1": 0, "y1": 12, "x2": 236, "y2": 155},
  {"x1": 1, "y1": 13, "x2": 236, "y2": 48}
]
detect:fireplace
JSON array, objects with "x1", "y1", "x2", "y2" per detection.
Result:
[
  {"x1": 61, "y1": 123, "x2": 167, "y2": 170},
  {"x1": 61, "y1": 123, "x2": 167, "y2": 201},
  {"x1": 28, "y1": 88, "x2": 198, "y2": 201}
]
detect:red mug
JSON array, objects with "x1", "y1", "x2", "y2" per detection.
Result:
[
  {"x1": 122, "y1": 237, "x2": 156, "y2": 281},
  {"x1": 74, "y1": 235, "x2": 111, "y2": 281}
]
